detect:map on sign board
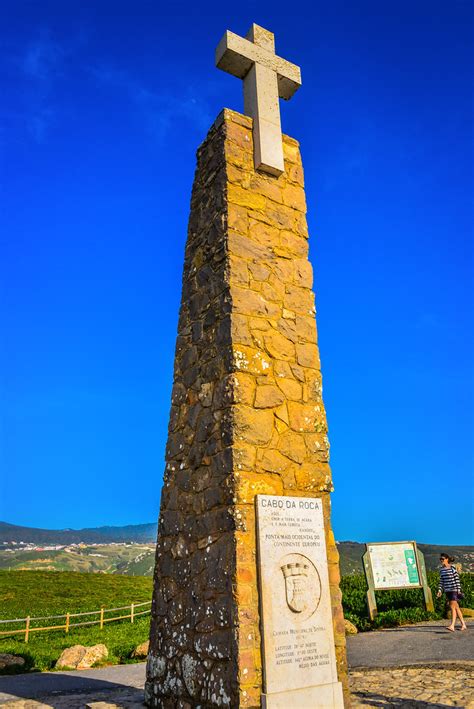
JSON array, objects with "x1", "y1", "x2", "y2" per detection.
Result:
[{"x1": 367, "y1": 542, "x2": 420, "y2": 589}]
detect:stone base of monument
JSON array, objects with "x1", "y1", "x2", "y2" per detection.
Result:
[{"x1": 262, "y1": 682, "x2": 344, "y2": 708}]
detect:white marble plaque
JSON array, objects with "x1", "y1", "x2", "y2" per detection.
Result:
[{"x1": 256, "y1": 495, "x2": 343, "y2": 708}]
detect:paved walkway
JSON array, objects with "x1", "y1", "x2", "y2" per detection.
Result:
[
  {"x1": 0, "y1": 621, "x2": 472, "y2": 707},
  {"x1": 347, "y1": 619, "x2": 473, "y2": 667}
]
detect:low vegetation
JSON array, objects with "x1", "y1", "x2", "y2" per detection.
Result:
[
  {"x1": 0, "y1": 569, "x2": 472, "y2": 673},
  {"x1": 341, "y1": 571, "x2": 474, "y2": 631}
]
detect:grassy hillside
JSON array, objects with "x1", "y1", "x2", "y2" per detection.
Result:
[
  {"x1": 0, "y1": 571, "x2": 153, "y2": 673},
  {"x1": 0, "y1": 570, "x2": 152, "y2": 618},
  {"x1": 0, "y1": 544, "x2": 155, "y2": 575}
]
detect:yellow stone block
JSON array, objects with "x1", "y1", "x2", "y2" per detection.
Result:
[
  {"x1": 267, "y1": 273, "x2": 287, "y2": 297},
  {"x1": 282, "y1": 183, "x2": 306, "y2": 213},
  {"x1": 228, "y1": 183, "x2": 266, "y2": 211},
  {"x1": 296, "y1": 342, "x2": 320, "y2": 368},
  {"x1": 275, "y1": 417, "x2": 287, "y2": 433},
  {"x1": 263, "y1": 330, "x2": 295, "y2": 361},
  {"x1": 249, "y1": 175, "x2": 283, "y2": 203},
  {"x1": 234, "y1": 444, "x2": 257, "y2": 471},
  {"x1": 248, "y1": 261, "x2": 270, "y2": 282},
  {"x1": 229, "y1": 255, "x2": 249, "y2": 286},
  {"x1": 228, "y1": 230, "x2": 273, "y2": 262},
  {"x1": 294, "y1": 461, "x2": 330, "y2": 489},
  {"x1": 280, "y1": 230, "x2": 308, "y2": 257},
  {"x1": 288, "y1": 401, "x2": 326, "y2": 432},
  {"x1": 228, "y1": 204, "x2": 249, "y2": 234},
  {"x1": 305, "y1": 369, "x2": 323, "y2": 399},
  {"x1": 235, "y1": 583, "x2": 253, "y2": 606},
  {"x1": 275, "y1": 377, "x2": 302, "y2": 401},
  {"x1": 294, "y1": 258, "x2": 313, "y2": 288},
  {"x1": 282, "y1": 141, "x2": 300, "y2": 163},
  {"x1": 278, "y1": 430, "x2": 307, "y2": 463},
  {"x1": 233, "y1": 406, "x2": 274, "y2": 445},
  {"x1": 288, "y1": 162, "x2": 305, "y2": 187},
  {"x1": 254, "y1": 385, "x2": 285, "y2": 408},
  {"x1": 237, "y1": 565, "x2": 255, "y2": 584},
  {"x1": 296, "y1": 314, "x2": 317, "y2": 343},
  {"x1": 227, "y1": 163, "x2": 250, "y2": 187},
  {"x1": 284, "y1": 287, "x2": 314, "y2": 315},
  {"x1": 295, "y1": 212, "x2": 309, "y2": 237},
  {"x1": 226, "y1": 120, "x2": 252, "y2": 150},
  {"x1": 273, "y1": 361, "x2": 294, "y2": 379},
  {"x1": 262, "y1": 203, "x2": 295, "y2": 230},
  {"x1": 232, "y1": 345, "x2": 272, "y2": 375},
  {"x1": 259, "y1": 448, "x2": 291, "y2": 474},
  {"x1": 232, "y1": 285, "x2": 280, "y2": 319},
  {"x1": 271, "y1": 259, "x2": 294, "y2": 284},
  {"x1": 226, "y1": 139, "x2": 253, "y2": 170},
  {"x1": 305, "y1": 432, "x2": 329, "y2": 455},
  {"x1": 232, "y1": 313, "x2": 254, "y2": 347},
  {"x1": 232, "y1": 372, "x2": 256, "y2": 406},
  {"x1": 274, "y1": 402, "x2": 289, "y2": 425},
  {"x1": 235, "y1": 470, "x2": 284, "y2": 502}
]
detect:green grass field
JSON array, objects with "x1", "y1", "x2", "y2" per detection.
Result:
[
  {"x1": 0, "y1": 571, "x2": 153, "y2": 672},
  {"x1": 0, "y1": 570, "x2": 152, "y2": 617}
]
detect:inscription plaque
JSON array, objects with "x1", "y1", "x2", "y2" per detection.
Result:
[{"x1": 256, "y1": 495, "x2": 344, "y2": 708}]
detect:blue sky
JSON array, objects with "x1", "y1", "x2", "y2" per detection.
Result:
[{"x1": 1, "y1": 0, "x2": 472, "y2": 544}]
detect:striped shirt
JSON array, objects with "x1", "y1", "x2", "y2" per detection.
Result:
[{"x1": 438, "y1": 565, "x2": 461, "y2": 594}]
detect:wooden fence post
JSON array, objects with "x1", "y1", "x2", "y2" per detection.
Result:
[
  {"x1": 25, "y1": 616, "x2": 30, "y2": 643},
  {"x1": 65, "y1": 613, "x2": 70, "y2": 634},
  {"x1": 131, "y1": 603, "x2": 135, "y2": 624},
  {"x1": 100, "y1": 607, "x2": 104, "y2": 630}
]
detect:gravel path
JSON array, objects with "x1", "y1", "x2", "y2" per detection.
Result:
[{"x1": 0, "y1": 621, "x2": 472, "y2": 707}]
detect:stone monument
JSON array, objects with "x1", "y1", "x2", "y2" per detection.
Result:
[{"x1": 145, "y1": 23, "x2": 349, "y2": 708}]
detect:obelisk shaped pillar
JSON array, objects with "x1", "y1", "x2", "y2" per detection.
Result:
[{"x1": 146, "y1": 109, "x2": 349, "y2": 708}]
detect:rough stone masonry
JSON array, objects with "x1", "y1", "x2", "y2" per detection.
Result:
[{"x1": 145, "y1": 109, "x2": 349, "y2": 708}]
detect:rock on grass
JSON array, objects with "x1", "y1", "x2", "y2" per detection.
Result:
[{"x1": 56, "y1": 644, "x2": 108, "y2": 669}]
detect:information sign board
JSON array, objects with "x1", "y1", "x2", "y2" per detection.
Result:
[
  {"x1": 367, "y1": 542, "x2": 421, "y2": 590},
  {"x1": 362, "y1": 540, "x2": 434, "y2": 620}
]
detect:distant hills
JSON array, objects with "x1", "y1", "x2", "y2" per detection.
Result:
[
  {"x1": 0, "y1": 521, "x2": 157, "y2": 545},
  {"x1": 1, "y1": 521, "x2": 472, "y2": 575}
]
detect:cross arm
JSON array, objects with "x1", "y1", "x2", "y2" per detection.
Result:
[{"x1": 215, "y1": 31, "x2": 302, "y2": 100}]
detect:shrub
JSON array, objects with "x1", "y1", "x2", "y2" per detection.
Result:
[{"x1": 341, "y1": 571, "x2": 473, "y2": 631}]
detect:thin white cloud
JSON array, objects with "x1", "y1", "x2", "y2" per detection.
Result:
[
  {"x1": 22, "y1": 36, "x2": 64, "y2": 83},
  {"x1": 91, "y1": 64, "x2": 212, "y2": 142},
  {"x1": 3, "y1": 30, "x2": 83, "y2": 143},
  {"x1": 27, "y1": 108, "x2": 55, "y2": 143}
]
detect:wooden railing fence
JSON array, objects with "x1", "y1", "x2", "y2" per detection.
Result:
[{"x1": 0, "y1": 600, "x2": 152, "y2": 642}]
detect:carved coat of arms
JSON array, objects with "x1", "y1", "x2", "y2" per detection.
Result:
[{"x1": 281, "y1": 560, "x2": 310, "y2": 613}]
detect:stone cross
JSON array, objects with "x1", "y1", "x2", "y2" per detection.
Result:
[{"x1": 216, "y1": 24, "x2": 302, "y2": 176}]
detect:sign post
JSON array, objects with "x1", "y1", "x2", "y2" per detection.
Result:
[{"x1": 362, "y1": 541, "x2": 434, "y2": 620}]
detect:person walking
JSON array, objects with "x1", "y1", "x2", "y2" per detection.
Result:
[{"x1": 437, "y1": 553, "x2": 467, "y2": 631}]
